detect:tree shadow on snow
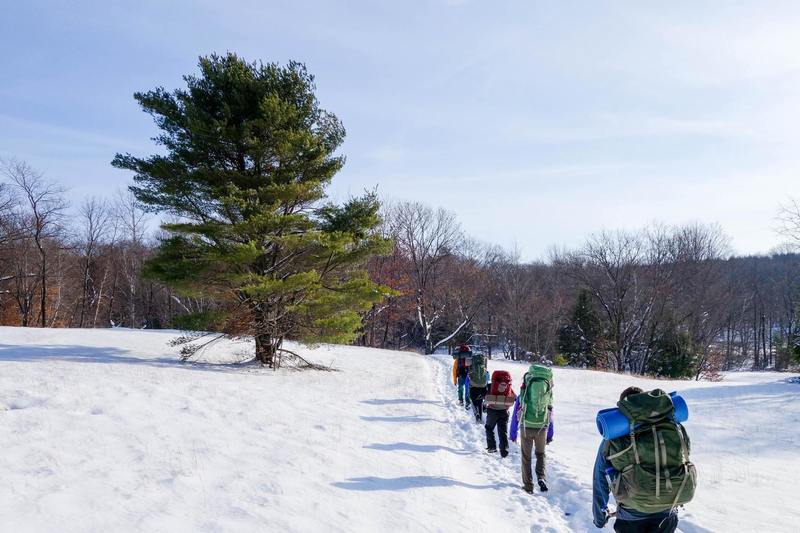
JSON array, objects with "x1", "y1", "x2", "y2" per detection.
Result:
[
  {"x1": 360, "y1": 415, "x2": 447, "y2": 424},
  {"x1": 332, "y1": 476, "x2": 499, "y2": 491},
  {"x1": 0, "y1": 343, "x2": 245, "y2": 373},
  {"x1": 364, "y1": 442, "x2": 471, "y2": 455},
  {"x1": 360, "y1": 398, "x2": 441, "y2": 406}
]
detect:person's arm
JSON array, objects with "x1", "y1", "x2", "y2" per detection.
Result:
[
  {"x1": 547, "y1": 412, "x2": 554, "y2": 443},
  {"x1": 509, "y1": 396, "x2": 520, "y2": 442},
  {"x1": 592, "y1": 443, "x2": 611, "y2": 528}
]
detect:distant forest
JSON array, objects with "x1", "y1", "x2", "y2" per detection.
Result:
[{"x1": 2, "y1": 158, "x2": 798, "y2": 378}]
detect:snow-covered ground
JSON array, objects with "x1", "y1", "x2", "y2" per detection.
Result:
[{"x1": 0, "y1": 327, "x2": 797, "y2": 532}]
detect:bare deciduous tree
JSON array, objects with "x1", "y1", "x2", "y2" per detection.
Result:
[
  {"x1": 778, "y1": 199, "x2": 800, "y2": 248},
  {"x1": 114, "y1": 189, "x2": 150, "y2": 327},
  {"x1": 75, "y1": 197, "x2": 111, "y2": 327},
  {"x1": 2, "y1": 159, "x2": 68, "y2": 327},
  {"x1": 386, "y1": 201, "x2": 463, "y2": 353}
]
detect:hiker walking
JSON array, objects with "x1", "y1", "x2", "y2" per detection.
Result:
[
  {"x1": 467, "y1": 350, "x2": 489, "y2": 422},
  {"x1": 484, "y1": 370, "x2": 516, "y2": 457},
  {"x1": 452, "y1": 344, "x2": 472, "y2": 406},
  {"x1": 592, "y1": 387, "x2": 697, "y2": 532},
  {"x1": 511, "y1": 364, "x2": 553, "y2": 493}
]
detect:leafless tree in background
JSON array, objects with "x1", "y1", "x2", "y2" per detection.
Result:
[
  {"x1": 778, "y1": 199, "x2": 800, "y2": 248},
  {"x1": 75, "y1": 197, "x2": 111, "y2": 327},
  {"x1": 2, "y1": 159, "x2": 68, "y2": 327},
  {"x1": 554, "y1": 229, "x2": 654, "y2": 371},
  {"x1": 387, "y1": 201, "x2": 463, "y2": 353},
  {"x1": 114, "y1": 189, "x2": 150, "y2": 327}
]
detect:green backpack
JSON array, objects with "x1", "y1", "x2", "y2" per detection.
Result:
[
  {"x1": 521, "y1": 365, "x2": 553, "y2": 429},
  {"x1": 469, "y1": 353, "x2": 488, "y2": 387},
  {"x1": 604, "y1": 389, "x2": 697, "y2": 514}
]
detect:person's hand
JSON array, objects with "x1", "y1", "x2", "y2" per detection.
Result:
[{"x1": 546, "y1": 437, "x2": 553, "y2": 445}]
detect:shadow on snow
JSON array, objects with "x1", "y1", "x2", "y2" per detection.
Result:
[
  {"x1": 360, "y1": 415, "x2": 447, "y2": 424},
  {"x1": 0, "y1": 343, "x2": 252, "y2": 373},
  {"x1": 364, "y1": 442, "x2": 471, "y2": 455},
  {"x1": 360, "y1": 398, "x2": 441, "y2": 406},
  {"x1": 332, "y1": 476, "x2": 505, "y2": 491}
]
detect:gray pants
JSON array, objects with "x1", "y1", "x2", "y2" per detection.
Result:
[{"x1": 520, "y1": 426, "x2": 547, "y2": 490}]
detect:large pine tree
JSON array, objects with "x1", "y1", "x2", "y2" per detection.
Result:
[{"x1": 113, "y1": 53, "x2": 392, "y2": 367}]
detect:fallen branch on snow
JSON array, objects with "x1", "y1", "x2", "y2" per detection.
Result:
[{"x1": 276, "y1": 348, "x2": 338, "y2": 372}]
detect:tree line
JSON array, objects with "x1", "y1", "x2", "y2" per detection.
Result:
[
  {"x1": 1, "y1": 161, "x2": 798, "y2": 376},
  {"x1": 0, "y1": 159, "x2": 172, "y2": 330},
  {"x1": 363, "y1": 202, "x2": 800, "y2": 377}
]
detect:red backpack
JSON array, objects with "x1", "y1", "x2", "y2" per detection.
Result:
[
  {"x1": 489, "y1": 370, "x2": 513, "y2": 396},
  {"x1": 485, "y1": 370, "x2": 516, "y2": 409}
]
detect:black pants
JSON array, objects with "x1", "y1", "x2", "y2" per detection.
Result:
[
  {"x1": 484, "y1": 408, "x2": 509, "y2": 451},
  {"x1": 469, "y1": 387, "x2": 485, "y2": 421},
  {"x1": 614, "y1": 513, "x2": 678, "y2": 533}
]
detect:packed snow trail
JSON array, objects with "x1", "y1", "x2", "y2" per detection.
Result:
[
  {"x1": 1, "y1": 328, "x2": 798, "y2": 532},
  {"x1": 431, "y1": 354, "x2": 800, "y2": 533},
  {"x1": 427, "y1": 355, "x2": 592, "y2": 532}
]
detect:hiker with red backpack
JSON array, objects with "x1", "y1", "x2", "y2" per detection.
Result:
[
  {"x1": 451, "y1": 344, "x2": 472, "y2": 406},
  {"x1": 484, "y1": 370, "x2": 516, "y2": 457},
  {"x1": 593, "y1": 387, "x2": 696, "y2": 532},
  {"x1": 510, "y1": 364, "x2": 554, "y2": 493}
]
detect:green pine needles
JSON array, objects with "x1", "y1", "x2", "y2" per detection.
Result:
[{"x1": 113, "y1": 53, "x2": 393, "y2": 368}]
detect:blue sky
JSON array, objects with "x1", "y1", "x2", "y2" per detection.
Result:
[{"x1": 2, "y1": 1, "x2": 798, "y2": 259}]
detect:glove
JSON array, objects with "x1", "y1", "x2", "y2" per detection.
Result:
[
  {"x1": 593, "y1": 513, "x2": 608, "y2": 529},
  {"x1": 546, "y1": 437, "x2": 553, "y2": 445}
]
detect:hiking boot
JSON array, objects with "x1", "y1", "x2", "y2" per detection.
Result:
[
  {"x1": 538, "y1": 479, "x2": 549, "y2": 492},
  {"x1": 486, "y1": 447, "x2": 497, "y2": 453},
  {"x1": 522, "y1": 485, "x2": 533, "y2": 494},
  {"x1": 500, "y1": 449, "x2": 508, "y2": 458}
]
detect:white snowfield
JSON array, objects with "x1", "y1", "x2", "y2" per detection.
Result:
[{"x1": 0, "y1": 327, "x2": 798, "y2": 533}]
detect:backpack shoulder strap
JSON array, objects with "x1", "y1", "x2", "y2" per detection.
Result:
[{"x1": 602, "y1": 439, "x2": 612, "y2": 460}]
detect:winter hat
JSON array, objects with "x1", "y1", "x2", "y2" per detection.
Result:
[{"x1": 458, "y1": 344, "x2": 471, "y2": 353}]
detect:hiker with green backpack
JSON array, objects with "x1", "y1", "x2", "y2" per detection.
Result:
[
  {"x1": 510, "y1": 364, "x2": 554, "y2": 493},
  {"x1": 467, "y1": 350, "x2": 490, "y2": 422},
  {"x1": 593, "y1": 387, "x2": 697, "y2": 532}
]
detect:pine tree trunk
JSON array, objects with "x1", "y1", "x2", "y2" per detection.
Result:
[{"x1": 255, "y1": 333, "x2": 277, "y2": 368}]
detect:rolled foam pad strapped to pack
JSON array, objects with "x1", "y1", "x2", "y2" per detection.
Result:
[{"x1": 596, "y1": 391, "x2": 688, "y2": 440}]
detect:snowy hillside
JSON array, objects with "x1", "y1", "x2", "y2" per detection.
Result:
[{"x1": 0, "y1": 327, "x2": 798, "y2": 532}]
